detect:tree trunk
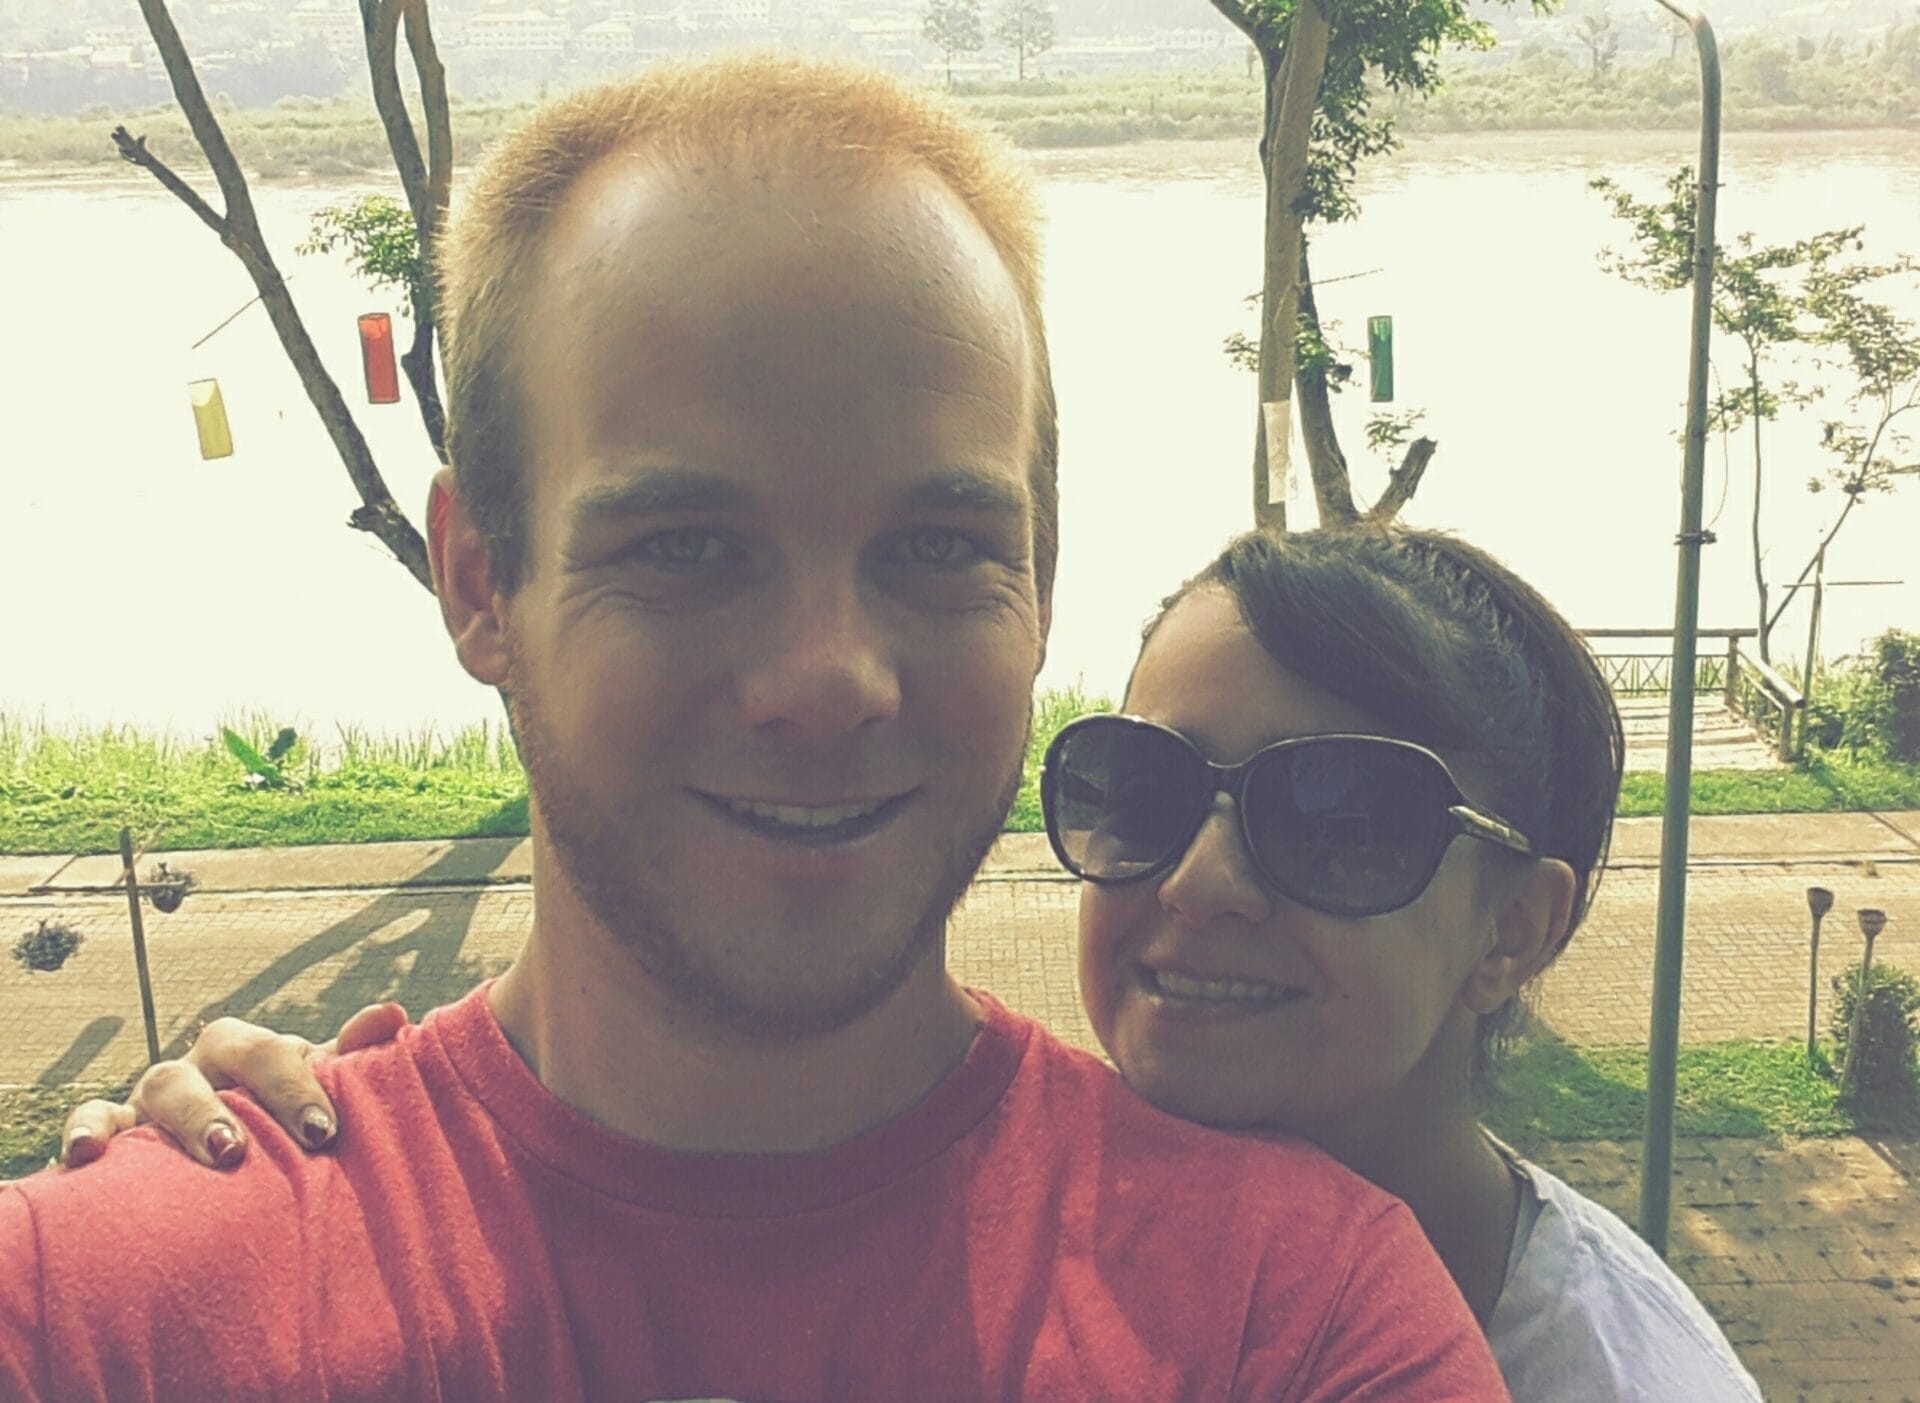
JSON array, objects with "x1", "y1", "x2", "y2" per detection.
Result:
[
  {"x1": 1249, "y1": 0, "x2": 1331, "y2": 532},
  {"x1": 126, "y1": 0, "x2": 430, "y2": 590},
  {"x1": 1749, "y1": 356, "x2": 1770, "y2": 661},
  {"x1": 1293, "y1": 239, "x2": 1360, "y2": 524}
]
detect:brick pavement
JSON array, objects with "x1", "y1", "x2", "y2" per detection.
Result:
[{"x1": 5, "y1": 837, "x2": 1920, "y2": 1396}]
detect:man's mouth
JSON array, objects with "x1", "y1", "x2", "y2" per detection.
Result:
[
  {"x1": 699, "y1": 792, "x2": 912, "y2": 846},
  {"x1": 1141, "y1": 967, "x2": 1309, "y2": 1010}
]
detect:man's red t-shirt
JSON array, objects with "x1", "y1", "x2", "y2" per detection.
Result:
[{"x1": 0, "y1": 987, "x2": 1507, "y2": 1401}]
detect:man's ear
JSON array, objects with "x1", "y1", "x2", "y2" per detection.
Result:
[
  {"x1": 428, "y1": 468, "x2": 512, "y2": 688},
  {"x1": 1459, "y1": 858, "x2": 1578, "y2": 1016}
]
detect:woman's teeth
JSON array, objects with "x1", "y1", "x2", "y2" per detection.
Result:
[{"x1": 1150, "y1": 970, "x2": 1291, "y2": 1004}]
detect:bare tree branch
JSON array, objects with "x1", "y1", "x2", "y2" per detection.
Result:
[
  {"x1": 110, "y1": 128, "x2": 227, "y2": 241},
  {"x1": 1365, "y1": 437, "x2": 1438, "y2": 523}
]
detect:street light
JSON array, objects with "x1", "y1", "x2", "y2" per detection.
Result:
[
  {"x1": 1638, "y1": 0, "x2": 1722, "y2": 1260},
  {"x1": 1806, "y1": 885, "x2": 1834, "y2": 1059},
  {"x1": 1839, "y1": 908, "x2": 1889, "y2": 1099}
]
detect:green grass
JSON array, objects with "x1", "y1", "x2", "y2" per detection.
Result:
[
  {"x1": 0, "y1": 713, "x2": 528, "y2": 855},
  {"x1": 0, "y1": 1080, "x2": 132, "y2": 1181},
  {"x1": 1617, "y1": 751, "x2": 1920, "y2": 817},
  {"x1": 5, "y1": 702, "x2": 1918, "y2": 855},
  {"x1": 1484, "y1": 1037, "x2": 1920, "y2": 1150}
]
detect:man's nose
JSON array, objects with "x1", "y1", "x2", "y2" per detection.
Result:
[
  {"x1": 736, "y1": 576, "x2": 903, "y2": 741},
  {"x1": 1156, "y1": 798, "x2": 1274, "y2": 929}
]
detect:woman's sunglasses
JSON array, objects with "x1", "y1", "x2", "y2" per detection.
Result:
[{"x1": 1040, "y1": 714, "x2": 1535, "y2": 919}]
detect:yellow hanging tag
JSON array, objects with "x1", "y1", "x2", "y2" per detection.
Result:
[{"x1": 189, "y1": 378, "x2": 234, "y2": 460}]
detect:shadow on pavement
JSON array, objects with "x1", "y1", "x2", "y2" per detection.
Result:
[{"x1": 31, "y1": 803, "x2": 529, "y2": 1084}]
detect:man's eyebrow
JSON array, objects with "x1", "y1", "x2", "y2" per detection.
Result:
[
  {"x1": 901, "y1": 470, "x2": 1029, "y2": 517},
  {"x1": 568, "y1": 471, "x2": 752, "y2": 525}
]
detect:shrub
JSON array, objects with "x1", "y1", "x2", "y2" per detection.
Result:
[
  {"x1": 1873, "y1": 630, "x2": 1920, "y2": 763},
  {"x1": 1831, "y1": 962, "x2": 1920, "y2": 1093}
]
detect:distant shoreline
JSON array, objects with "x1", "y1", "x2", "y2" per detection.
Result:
[
  {"x1": 3, "y1": 56, "x2": 1916, "y2": 183},
  {"x1": 7, "y1": 123, "x2": 1918, "y2": 189}
]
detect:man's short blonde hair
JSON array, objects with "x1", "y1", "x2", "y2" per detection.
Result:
[{"x1": 439, "y1": 52, "x2": 1059, "y2": 598}]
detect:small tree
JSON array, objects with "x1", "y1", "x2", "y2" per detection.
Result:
[
  {"x1": 1594, "y1": 168, "x2": 1861, "y2": 662},
  {"x1": 1573, "y1": 7, "x2": 1619, "y2": 85},
  {"x1": 993, "y1": 0, "x2": 1054, "y2": 81},
  {"x1": 1773, "y1": 248, "x2": 1920, "y2": 629},
  {"x1": 924, "y1": 0, "x2": 985, "y2": 90}
]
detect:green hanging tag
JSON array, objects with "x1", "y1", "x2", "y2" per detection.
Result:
[{"x1": 1368, "y1": 315, "x2": 1395, "y2": 404}]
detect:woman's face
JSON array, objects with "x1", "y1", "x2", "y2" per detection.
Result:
[{"x1": 1077, "y1": 585, "x2": 1527, "y2": 1133}]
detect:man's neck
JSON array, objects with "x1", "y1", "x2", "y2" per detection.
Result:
[{"x1": 489, "y1": 910, "x2": 982, "y2": 1156}]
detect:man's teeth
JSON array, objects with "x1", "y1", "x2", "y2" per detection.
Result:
[
  {"x1": 1152, "y1": 970, "x2": 1289, "y2": 1003},
  {"x1": 723, "y1": 798, "x2": 888, "y2": 829}
]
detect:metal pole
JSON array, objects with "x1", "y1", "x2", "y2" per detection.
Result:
[
  {"x1": 119, "y1": 826, "x2": 163, "y2": 1065},
  {"x1": 1640, "y1": 0, "x2": 1721, "y2": 1260}
]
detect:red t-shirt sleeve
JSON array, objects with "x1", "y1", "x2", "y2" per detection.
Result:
[
  {"x1": 0, "y1": 1187, "x2": 54, "y2": 1403},
  {"x1": 1237, "y1": 1200, "x2": 1510, "y2": 1402}
]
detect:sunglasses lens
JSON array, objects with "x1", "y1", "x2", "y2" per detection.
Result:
[
  {"x1": 1244, "y1": 741, "x2": 1451, "y2": 915},
  {"x1": 1045, "y1": 720, "x2": 1205, "y2": 881}
]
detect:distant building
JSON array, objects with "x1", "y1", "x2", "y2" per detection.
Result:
[
  {"x1": 575, "y1": 16, "x2": 638, "y2": 53},
  {"x1": 290, "y1": 0, "x2": 363, "y2": 52},
  {"x1": 680, "y1": 0, "x2": 775, "y2": 30},
  {"x1": 466, "y1": 10, "x2": 569, "y2": 53}
]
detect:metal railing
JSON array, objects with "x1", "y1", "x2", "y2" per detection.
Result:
[{"x1": 1727, "y1": 639, "x2": 1807, "y2": 762}]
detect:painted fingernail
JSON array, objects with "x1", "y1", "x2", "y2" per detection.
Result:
[
  {"x1": 298, "y1": 1106, "x2": 334, "y2": 1148},
  {"x1": 64, "y1": 1131, "x2": 101, "y2": 1167},
  {"x1": 206, "y1": 1122, "x2": 244, "y2": 1169}
]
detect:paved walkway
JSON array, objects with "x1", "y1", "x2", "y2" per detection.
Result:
[{"x1": 4, "y1": 811, "x2": 1919, "y2": 1398}]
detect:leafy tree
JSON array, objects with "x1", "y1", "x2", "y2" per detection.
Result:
[
  {"x1": 1594, "y1": 167, "x2": 1860, "y2": 661},
  {"x1": 924, "y1": 0, "x2": 985, "y2": 90},
  {"x1": 1206, "y1": 0, "x2": 1556, "y2": 528},
  {"x1": 118, "y1": 0, "x2": 451, "y2": 591},
  {"x1": 1573, "y1": 7, "x2": 1619, "y2": 85},
  {"x1": 993, "y1": 0, "x2": 1054, "y2": 81}
]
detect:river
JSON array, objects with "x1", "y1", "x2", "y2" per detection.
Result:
[{"x1": 3, "y1": 129, "x2": 1916, "y2": 737}]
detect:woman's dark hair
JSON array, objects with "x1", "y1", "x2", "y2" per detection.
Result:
[{"x1": 1142, "y1": 525, "x2": 1626, "y2": 1089}]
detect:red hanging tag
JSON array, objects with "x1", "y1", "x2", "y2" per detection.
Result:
[{"x1": 359, "y1": 312, "x2": 401, "y2": 404}]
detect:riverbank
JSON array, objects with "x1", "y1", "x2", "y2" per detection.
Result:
[{"x1": 6, "y1": 50, "x2": 1917, "y2": 179}]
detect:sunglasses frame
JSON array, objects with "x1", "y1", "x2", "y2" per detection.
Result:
[{"x1": 1041, "y1": 713, "x2": 1536, "y2": 919}]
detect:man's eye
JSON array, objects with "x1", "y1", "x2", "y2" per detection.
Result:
[
  {"x1": 631, "y1": 530, "x2": 732, "y2": 569},
  {"x1": 893, "y1": 529, "x2": 980, "y2": 567}
]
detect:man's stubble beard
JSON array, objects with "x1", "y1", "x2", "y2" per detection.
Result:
[{"x1": 511, "y1": 684, "x2": 1028, "y2": 1043}]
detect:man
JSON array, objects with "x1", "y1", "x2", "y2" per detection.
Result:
[{"x1": 1, "y1": 55, "x2": 1507, "y2": 1399}]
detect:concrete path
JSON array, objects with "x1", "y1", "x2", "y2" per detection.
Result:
[{"x1": 4, "y1": 811, "x2": 1919, "y2": 1399}]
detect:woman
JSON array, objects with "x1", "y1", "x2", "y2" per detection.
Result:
[{"x1": 63, "y1": 525, "x2": 1760, "y2": 1401}]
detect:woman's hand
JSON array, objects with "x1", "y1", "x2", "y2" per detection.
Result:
[{"x1": 60, "y1": 1002, "x2": 410, "y2": 1170}]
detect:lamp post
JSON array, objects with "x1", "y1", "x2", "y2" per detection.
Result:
[
  {"x1": 1839, "y1": 908, "x2": 1889, "y2": 1098},
  {"x1": 1639, "y1": 0, "x2": 1722, "y2": 1261},
  {"x1": 1806, "y1": 886, "x2": 1834, "y2": 1059}
]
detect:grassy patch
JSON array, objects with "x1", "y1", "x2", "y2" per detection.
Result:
[
  {"x1": 1484, "y1": 1037, "x2": 1919, "y2": 1151},
  {"x1": 0, "y1": 1080, "x2": 132, "y2": 1181},
  {"x1": 6, "y1": 702, "x2": 1918, "y2": 854},
  {"x1": 1618, "y1": 753, "x2": 1920, "y2": 818}
]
